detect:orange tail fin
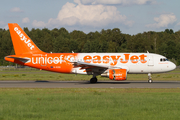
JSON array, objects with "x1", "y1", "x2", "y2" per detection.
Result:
[{"x1": 8, "y1": 23, "x2": 44, "y2": 55}]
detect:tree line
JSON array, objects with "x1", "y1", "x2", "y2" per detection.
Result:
[{"x1": 0, "y1": 27, "x2": 180, "y2": 66}]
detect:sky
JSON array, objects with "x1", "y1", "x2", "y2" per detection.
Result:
[{"x1": 1, "y1": 0, "x2": 180, "y2": 35}]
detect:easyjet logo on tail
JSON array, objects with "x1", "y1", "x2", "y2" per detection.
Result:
[{"x1": 14, "y1": 27, "x2": 34, "y2": 50}]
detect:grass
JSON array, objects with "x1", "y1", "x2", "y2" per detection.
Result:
[
  {"x1": 0, "y1": 68, "x2": 180, "y2": 81},
  {"x1": 0, "y1": 88, "x2": 180, "y2": 120},
  {"x1": 0, "y1": 68, "x2": 179, "y2": 120}
]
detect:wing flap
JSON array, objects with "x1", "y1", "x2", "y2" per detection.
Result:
[{"x1": 73, "y1": 61, "x2": 109, "y2": 69}]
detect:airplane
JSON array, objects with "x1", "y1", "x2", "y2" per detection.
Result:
[{"x1": 5, "y1": 23, "x2": 176, "y2": 83}]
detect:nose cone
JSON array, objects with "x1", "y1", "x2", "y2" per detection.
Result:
[{"x1": 169, "y1": 62, "x2": 176, "y2": 71}]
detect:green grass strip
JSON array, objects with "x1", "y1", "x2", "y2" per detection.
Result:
[{"x1": 0, "y1": 88, "x2": 180, "y2": 120}]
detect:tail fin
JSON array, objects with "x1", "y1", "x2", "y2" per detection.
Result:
[{"x1": 8, "y1": 23, "x2": 44, "y2": 55}]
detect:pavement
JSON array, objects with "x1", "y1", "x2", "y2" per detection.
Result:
[{"x1": 0, "y1": 80, "x2": 179, "y2": 88}]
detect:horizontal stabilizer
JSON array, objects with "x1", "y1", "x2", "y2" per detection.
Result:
[{"x1": 5, "y1": 56, "x2": 31, "y2": 63}]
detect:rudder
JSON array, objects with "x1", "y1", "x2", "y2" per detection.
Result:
[{"x1": 8, "y1": 23, "x2": 44, "y2": 55}]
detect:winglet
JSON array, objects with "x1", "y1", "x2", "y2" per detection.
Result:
[{"x1": 8, "y1": 23, "x2": 44, "y2": 55}]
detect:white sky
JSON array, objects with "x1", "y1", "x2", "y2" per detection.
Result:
[{"x1": 1, "y1": 0, "x2": 180, "y2": 35}]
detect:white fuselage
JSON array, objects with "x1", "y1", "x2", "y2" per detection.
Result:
[{"x1": 72, "y1": 53, "x2": 176, "y2": 74}]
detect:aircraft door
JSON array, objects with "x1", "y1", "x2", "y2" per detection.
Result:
[{"x1": 148, "y1": 55, "x2": 154, "y2": 66}]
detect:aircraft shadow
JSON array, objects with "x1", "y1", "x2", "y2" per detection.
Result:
[
  {"x1": 34, "y1": 80, "x2": 131, "y2": 84},
  {"x1": 34, "y1": 80, "x2": 180, "y2": 84}
]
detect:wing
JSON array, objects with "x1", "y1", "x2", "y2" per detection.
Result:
[{"x1": 72, "y1": 61, "x2": 120, "y2": 75}]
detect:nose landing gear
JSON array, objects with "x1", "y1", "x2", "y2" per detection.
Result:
[{"x1": 148, "y1": 73, "x2": 153, "y2": 83}]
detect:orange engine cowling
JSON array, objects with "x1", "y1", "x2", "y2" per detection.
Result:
[{"x1": 101, "y1": 69, "x2": 127, "y2": 81}]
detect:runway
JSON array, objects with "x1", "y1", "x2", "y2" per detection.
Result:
[{"x1": 0, "y1": 81, "x2": 180, "y2": 88}]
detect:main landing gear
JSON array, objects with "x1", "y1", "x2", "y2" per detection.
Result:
[
  {"x1": 148, "y1": 73, "x2": 153, "y2": 83},
  {"x1": 90, "y1": 74, "x2": 98, "y2": 83},
  {"x1": 90, "y1": 77, "x2": 97, "y2": 83}
]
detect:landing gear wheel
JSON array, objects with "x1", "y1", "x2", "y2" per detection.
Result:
[
  {"x1": 90, "y1": 77, "x2": 97, "y2": 83},
  {"x1": 148, "y1": 79, "x2": 153, "y2": 83},
  {"x1": 148, "y1": 73, "x2": 153, "y2": 83}
]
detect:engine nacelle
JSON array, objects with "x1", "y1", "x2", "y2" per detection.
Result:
[{"x1": 101, "y1": 69, "x2": 127, "y2": 81}]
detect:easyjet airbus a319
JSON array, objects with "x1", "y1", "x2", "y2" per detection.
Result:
[{"x1": 5, "y1": 23, "x2": 176, "y2": 83}]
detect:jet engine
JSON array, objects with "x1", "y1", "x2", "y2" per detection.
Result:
[{"x1": 101, "y1": 69, "x2": 127, "y2": 81}]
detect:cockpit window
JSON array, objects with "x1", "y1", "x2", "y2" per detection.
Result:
[{"x1": 160, "y1": 58, "x2": 168, "y2": 62}]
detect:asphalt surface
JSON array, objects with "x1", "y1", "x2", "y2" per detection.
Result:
[{"x1": 0, "y1": 81, "x2": 180, "y2": 88}]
